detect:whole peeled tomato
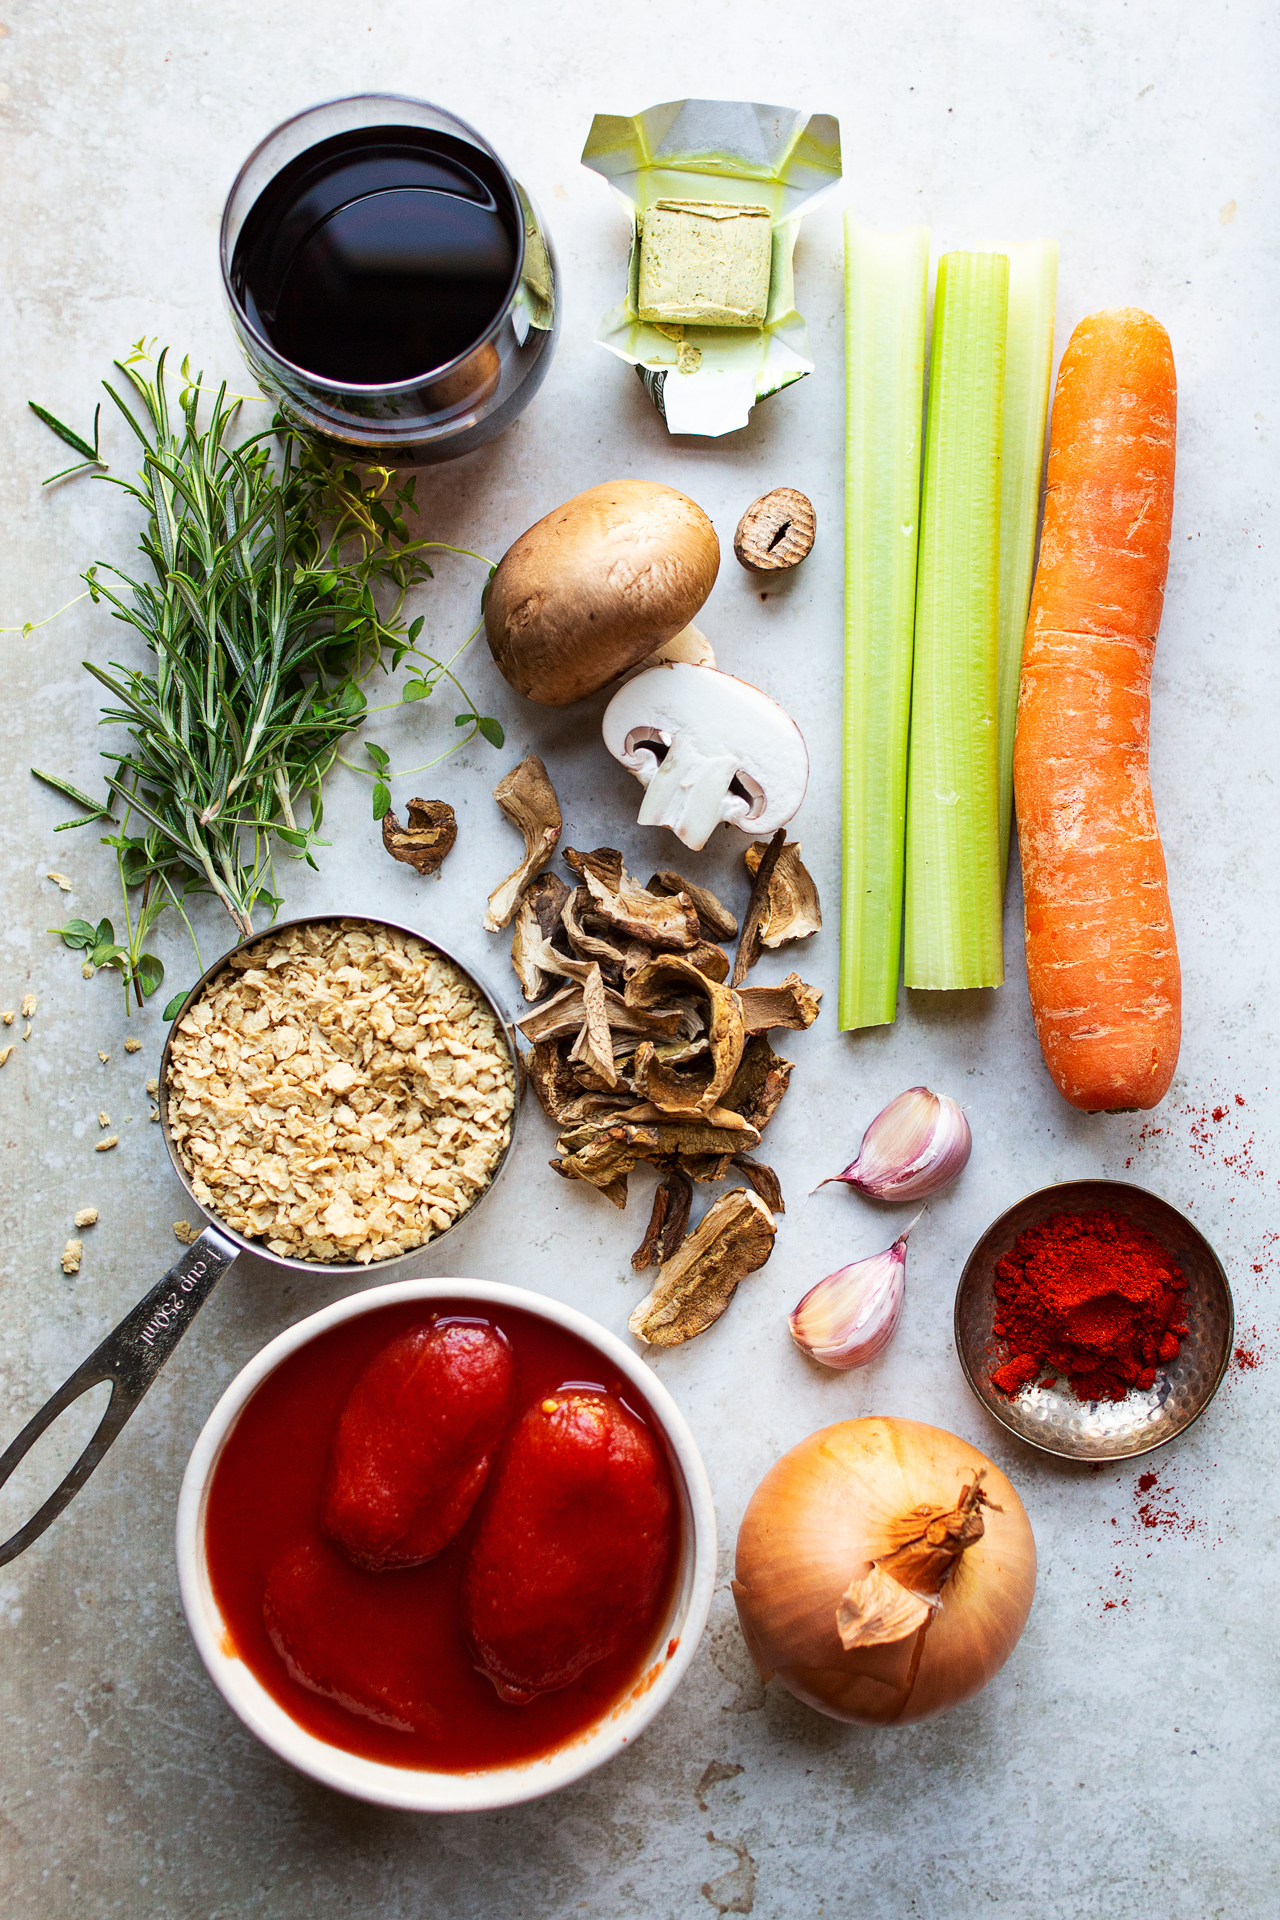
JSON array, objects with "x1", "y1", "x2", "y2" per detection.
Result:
[
  {"x1": 484, "y1": 479, "x2": 720, "y2": 706},
  {"x1": 322, "y1": 1318, "x2": 515, "y2": 1571},
  {"x1": 462, "y1": 1389, "x2": 676, "y2": 1702},
  {"x1": 263, "y1": 1539, "x2": 446, "y2": 1736}
]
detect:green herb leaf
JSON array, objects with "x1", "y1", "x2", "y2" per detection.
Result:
[
  {"x1": 52, "y1": 919, "x2": 98, "y2": 950},
  {"x1": 365, "y1": 742, "x2": 390, "y2": 772},
  {"x1": 408, "y1": 615, "x2": 425, "y2": 642},
  {"x1": 402, "y1": 679, "x2": 431, "y2": 703},
  {"x1": 31, "y1": 768, "x2": 117, "y2": 822},
  {"x1": 28, "y1": 401, "x2": 100, "y2": 463},
  {"x1": 372, "y1": 781, "x2": 391, "y2": 820},
  {"x1": 134, "y1": 953, "x2": 165, "y2": 997},
  {"x1": 476, "y1": 716, "x2": 505, "y2": 749},
  {"x1": 455, "y1": 711, "x2": 475, "y2": 728},
  {"x1": 162, "y1": 990, "x2": 188, "y2": 1020}
]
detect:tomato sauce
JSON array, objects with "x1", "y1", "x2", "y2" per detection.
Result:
[{"x1": 203, "y1": 1299, "x2": 681, "y2": 1773}]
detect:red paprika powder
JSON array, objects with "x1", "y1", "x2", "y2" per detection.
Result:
[{"x1": 989, "y1": 1209, "x2": 1189, "y2": 1403}]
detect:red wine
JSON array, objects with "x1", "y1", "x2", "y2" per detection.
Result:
[{"x1": 230, "y1": 127, "x2": 520, "y2": 387}]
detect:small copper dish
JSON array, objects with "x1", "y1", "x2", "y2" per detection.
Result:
[{"x1": 954, "y1": 1180, "x2": 1234, "y2": 1463}]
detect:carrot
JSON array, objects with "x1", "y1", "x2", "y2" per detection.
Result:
[{"x1": 1013, "y1": 307, "x2": 1180, "y2": 1112}]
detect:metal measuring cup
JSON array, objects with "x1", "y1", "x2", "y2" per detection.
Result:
[{"x1": 0, "y1": 913, "x2": 520, "y2": 1567}]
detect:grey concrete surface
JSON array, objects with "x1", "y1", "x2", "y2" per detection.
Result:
[{"x1": 2, "y1": 3, "x2": 1277, "y2": 1915}]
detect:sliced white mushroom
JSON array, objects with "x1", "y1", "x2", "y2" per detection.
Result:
[{"x1": 601, "y1": 663, "x2": 808, "y2": 852}]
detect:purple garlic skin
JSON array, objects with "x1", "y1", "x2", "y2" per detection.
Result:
[
  {"x1": 788, "y1": 1227, "x2": 913, "y2": 1371},
  {"x1": 820, "y1": 1087, "x2": 971, "y2": 1202}
]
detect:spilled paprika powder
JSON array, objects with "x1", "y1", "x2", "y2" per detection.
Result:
[{"x1": 990, "y1": 1209, "x2": 1189, "y2": 1403}]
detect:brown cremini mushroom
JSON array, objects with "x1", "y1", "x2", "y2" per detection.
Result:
[
  {"x1": 485, "y1": 481, "x2": 720, "y2": 706},
  {"x1": 733, "y1": 488, "x2": 816, "y2": 573}
]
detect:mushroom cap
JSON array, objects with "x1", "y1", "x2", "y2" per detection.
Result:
[
  {"x1": 602, "y1": 663, "x2": 809, "y2": 846},
  {"x1": 484, "y1": 480, "x2": 720, "y2": 707}
]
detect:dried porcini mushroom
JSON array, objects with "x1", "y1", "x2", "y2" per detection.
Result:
[
  {"x1": 648, "y1": 872, "x2": 739, "y2": 943},
  {"x1": 733, "y1": 488, "x2": 816, "y2": 573},
  {"x1": 732, "y1": 827, "x2": 787, "y2": 985},
  {"x1": 560, "y1": 886, "x2": 630, "y2": 977},
  {"x1": 511, "y1": 873, "x2": 573, "y2": 1000},
  {"x1": 629, "y1": 1188, "x2": 777, "y2": 1346},
  {"x1": 625, "y1": 954, "x2": 745, "y2": 1118},
  {"x1": 564, "y1": 847, "x2": 700, "y2": 951},
  {"x1": 567, "y1": 963, "x2": 618, "y2": 1087},
  {"x1": 737, "y1": 973, "x2": 823, "y2": 1034},
  {"x1": 381, "y1": 798, "x2": 457, "y2": 875},
  {"x1": 631, "y1": 1169, "x2": 694, "y2": 1271},
  {"x1": 552, "y1": 1117, "x2": 762, "y2": 1201},
  {"x1": 517, "y1": 980, "x2": 685, "y2": 1048},
  {"x1": 732, "y1": 1155, "x2": 785, "y2": 1213},
  {"x1": 723, "y1": 1035, "x2": 794, "y2": 1134},
  {"x1": 484, "y1": 754, "x2": 562, "y2": 932},
  {"x1": 528, "y1": 1041, "x2": 632, "y2": 1126},
  {"x1": 743, "y1": 839, "x2": 822, "y2": 948}
]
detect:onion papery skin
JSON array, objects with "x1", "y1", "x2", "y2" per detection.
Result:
[{"x1": 732, "y1": 1418, "x2": 1036, "y2": 1725}]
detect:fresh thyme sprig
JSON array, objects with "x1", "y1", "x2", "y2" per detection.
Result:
[{"x1": 23, "y1": 342, "x2": 504, "y2": 1008}]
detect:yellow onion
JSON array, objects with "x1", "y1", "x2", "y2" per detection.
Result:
[{"x1": 732, "y1": 1418, "x2": 1036, "y2": 1725}]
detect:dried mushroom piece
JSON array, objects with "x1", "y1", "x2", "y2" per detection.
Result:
[
  {"x1": 517, "y1": 980, "x2": 687, "y2": 1048},
  {"x1": 744, "y1": 839, "x2": 822, "y2": 947},
  {"x1": 731, "y1": 1155, "x2": 785, "y2": 1213},
  {"x1": 566, "y1": 964, "x2": 618, "y2": 1087},
  {"x1": 648, "y1": 872, "x2": 739, "y2": 943},
  {"x1": 732, "y1": 827, "x2": 787, "y2": 985},
  {"x1": 629, "y1": 1188, "x2": 777, "y2": 1346},
  {"x1": 625, "y1": 954, "x2": 745, "y2": 1118},
  {"x1": 564, "y1": 848, "x2": 700, "y2": 951},
  {"x1": 484, "y1": 754, "x2": 562, "y2": 932},
  {"x1": 381, "y1": 798, "x2": 458, "y2": 875},
  {"x1": 560, "y1": 887, "x2": 631, "y2": 979},
  {"x1": 737, "y1": 974, "x2": 823, "y2": 1034},
  {"x1": 723, "y1": 1035, "x2": 794, "y2": 1133},
  {"x1": 552, "y1": 1117, "x2": 762, "y2": 1198},
  {"x1": 684, "y1": 941, "x2": 730, "y2": 984},
  {"x1": 529, "y1": 1040, "x2": 632, "y2": 1126},
  {"x1": 631, "y1": 1169, "x2": 694, "y2": 1271},
  {"x1": 511, "y1": 873, "x2": 573, "y2": 999}
]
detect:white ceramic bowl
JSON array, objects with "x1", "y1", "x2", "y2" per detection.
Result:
[{"x1": 176, "y1": 1278, "x2": 717, "y2": 1811}]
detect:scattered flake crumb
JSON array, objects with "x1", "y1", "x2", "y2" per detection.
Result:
[
  {"x1": 74, "y1": 1208, "x2": 98, "y2": 1228},
  {"x1": 0, "y1": 1045, "x2": 13, "y2": 1068},
  {"x1": 173, "y1": 1220, "x2": 198, "y2": 1246},
  {"x1": 61, "y1": 1239, "x2": 83, "y2": 1274},
  {"x1": 82, "y1": 962, "x2": 95, "y2": 979},
  {"x1": 95, "y1": 1135, "x2": 119, "y2": 1152},
  {"x1": 145, "y1": 1078, "x2": 158, "y2": 1095},
  {"x1": 98, "y1": 1111, "x2": 111, "y2": 1128},
  {"x1": 2, "y1": 1011, "x2": 13, "y2": 1025},
  {"x1": 47, "y1": 872, "x2": 72, "y2": 892},
  {"x1": 21, "y1": 995, "x2": 37, "y2": 1019},
  {"x1": 98, "y1": 1051, "x2": 110, "y2": 1064},
  {"x1": 21, "y1": 1023, "x2": 31, "y2": 1042},
  {"x1": 124, "y1": 1036, "x2": 142, "y2": 1053},
  {"x1": 124, "y1": 1114, "x2": 133, "y2": 1123},
  {"x1": 148, "y1": 1107, "x2": 159, "y2": 1123}
]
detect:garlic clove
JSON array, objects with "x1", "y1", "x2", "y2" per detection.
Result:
[
  {"x1": 788, "y1": 1225, "x2": 914, "y2": 1370},
  {"x1": 818, "y1": 1086, "x2": 971, "y2": 1202}
]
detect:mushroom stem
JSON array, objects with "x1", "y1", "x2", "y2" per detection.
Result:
[{"x1": 635, "y1": 734, "x2": 743, "y2": 850}]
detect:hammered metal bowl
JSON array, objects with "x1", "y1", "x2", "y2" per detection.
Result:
[{"x1": 954, "y1": 1180, "x2": 1233, "y2": 1463}]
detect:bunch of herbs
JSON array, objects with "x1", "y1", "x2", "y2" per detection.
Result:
[{"x1": 28, "y1": 342, "x2": 502, "y2": 1013}]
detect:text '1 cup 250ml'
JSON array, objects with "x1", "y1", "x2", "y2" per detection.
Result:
[{"x1": 220, "y1": 94, "x2": 558, "y2": 463}]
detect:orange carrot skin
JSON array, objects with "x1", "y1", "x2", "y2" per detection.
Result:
[{"x1": 1014, "y1": 308, "x2": 1180, "y2": 1112}]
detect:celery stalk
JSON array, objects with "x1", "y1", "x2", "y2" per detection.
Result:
[
  {"x1": 997, "y1": 240, "x2": 1058, "y2": 882},
  {"x1": 904, "y1": 251, "x2": 1008, "y2": 991},
  {"x1": 839, "y1": 220, "x2": 930, "y2": 1030}
]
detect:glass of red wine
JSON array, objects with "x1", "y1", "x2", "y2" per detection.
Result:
[{"x1": 220, "y1": 95, "x2": 557, "y2": 464}]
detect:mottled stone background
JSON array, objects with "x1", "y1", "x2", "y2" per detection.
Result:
[{"x1": 1, "y1": 3, "x2": 1276, "y2": 1914}]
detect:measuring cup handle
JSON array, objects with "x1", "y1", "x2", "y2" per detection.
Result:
[{"x1": 0, "y1": 1225, "x2": 239, "y2": 1568}]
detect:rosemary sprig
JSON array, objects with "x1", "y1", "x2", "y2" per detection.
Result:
[{"x1": 26, "y1": 343, "x2": 504, "y2": 1003}]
